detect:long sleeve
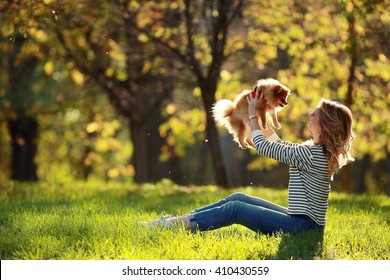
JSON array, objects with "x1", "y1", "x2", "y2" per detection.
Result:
[
  {"x1": 251, "y1": 130, "x2": 332, "y2": 226},
  {"x1": 252, "y1": 130, "x2": 313, "y2": 172}
]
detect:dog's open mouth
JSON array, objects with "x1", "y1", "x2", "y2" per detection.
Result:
[{"x1": 279, "y1": 102, "x2": 286, "y2": 107}]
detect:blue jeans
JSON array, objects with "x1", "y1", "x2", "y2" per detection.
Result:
[{"x1": 188, "y1": 192, "x2": 321, "y2": 234}]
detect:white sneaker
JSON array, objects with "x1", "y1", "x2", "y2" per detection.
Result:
[{"x1": 137, "y1": 214, "x2": 174, "y2": 229}]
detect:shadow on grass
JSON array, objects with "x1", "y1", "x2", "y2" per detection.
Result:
[{"x1": 274, "y1": 228, "x2": 324, "y2": 260}]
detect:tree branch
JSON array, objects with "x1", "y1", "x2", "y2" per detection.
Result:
[
  {"x1": 44, "y1": 2, "x2": 138, "y2": 115},
  {"x1": 184, "y1": 0, "x2": 205, "y2": 83}
]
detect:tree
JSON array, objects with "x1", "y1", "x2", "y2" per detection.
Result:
[
  {"x1": 45, "y1": 0, "x2": 176, "y2": 183},
  {"x1": 0, "y1": 0, "x2": 45, "y2": 181},
  {"x1": 335, "y1": 0, "x2": 390, "y2": 193},
  {"x1": 232, "y1": 0, "x2": 389, "y2": 192},
  {"x1": 0, "y1": 1, "x2": 115, "y2": 183},
  {"x1": 1, "y1": 0, "x2": 387, "y2": 192},
  {"x1": 132, "y1": 0, "x2": 244, "y2": 187},
  {"x1": 340, "y1": 1, "x2": 357, "y2": 192}
]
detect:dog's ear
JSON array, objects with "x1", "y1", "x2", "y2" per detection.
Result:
[
  {"x1": 273, "y1": 85, "x2": 283, "y2": 96},
  {"x1": 275, "y1": 86, "x2": 289, "y2": 98},
  {"x1": 258, "y1": 85, "x2": 266, "y2": 93}
]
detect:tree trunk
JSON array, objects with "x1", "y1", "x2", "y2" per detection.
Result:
[
  {"x1": 146, "y1": 107, "x2": 171, "y2": 182},
  {"x1": 387, "y1": 151, "x2": 390, "y2": 196},
  {"x1": 341, "y1": 11, "x2": 357, "y2": 192},
  {"x1": 356, "y1": 154, "x2": 370, "y2": 194},
  {"x1": 82, "y1": 144, "x2": 93, "y2": 181},
  {"x1": 129, "y1": 121, "x2": 149, "y2": 184},
  {"x1": 201, "y1": 87, "x2": 230, "y2": 187},
  {"x1": 340, "y1": 165, "x2": 352, "y2": 193},
  {"x1": 7, "y1": 115, "x2": 39, "y2": 181}
]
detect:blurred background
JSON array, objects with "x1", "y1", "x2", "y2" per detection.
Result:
[{"x1": 0, "y1": 0, "x2": 389, "y2": 194}]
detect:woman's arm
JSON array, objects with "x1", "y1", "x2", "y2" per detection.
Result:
[
  {"x1": 247, "y1": 88, "x2": 313, "y2": 171},
  {"x1": 249, "y1": 117, "x2": 274, "y2": 138}
]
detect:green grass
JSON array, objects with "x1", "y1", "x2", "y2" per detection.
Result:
[{"x1": 0, "y1": 180, "x2": 389, "y2": 260}]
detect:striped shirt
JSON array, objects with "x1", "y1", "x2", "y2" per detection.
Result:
[{"x1": 252, "y1": 130, "x2": 332, "y2": 225}]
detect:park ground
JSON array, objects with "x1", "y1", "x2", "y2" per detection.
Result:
[{"x1": 0, "y1": 180, "x2": 389, "y2": 260}]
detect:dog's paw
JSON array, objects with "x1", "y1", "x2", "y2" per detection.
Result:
[
  {"x1": 245, "y1": 143, "x2": 254, "y2": 149},
  {"x1": 246, "y1": 139, "x2": 254, "y2": 148},
  {"x1": 239, "y1": 142, "x2": 248, "y2": 149}
]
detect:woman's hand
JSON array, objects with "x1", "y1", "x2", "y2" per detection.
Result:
[
  {"x1": 247, "y1": 88, "x2": 274, "y2": 138},
  {"x1": 247, "y1": 88, "x2": 261, "y2": 117}
]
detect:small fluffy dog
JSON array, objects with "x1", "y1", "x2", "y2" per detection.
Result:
[{"x1": 212, "y1": 78, "x2": 290, "y2": 148}]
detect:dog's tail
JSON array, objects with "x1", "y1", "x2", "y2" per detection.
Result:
[{"x1": 212, "y1": 99, "x2": 235, "y2": 127}]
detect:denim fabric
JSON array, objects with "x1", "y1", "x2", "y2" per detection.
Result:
[{"x1": 188, "y1": 192, "x2": 321, "y2": 234}]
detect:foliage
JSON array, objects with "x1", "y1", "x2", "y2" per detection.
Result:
[
  {"x1": 0, "y1": 181, "x2": 389, "y2": 260},
  {"x1": 37, "y1": 90, "x2": 133, "y2": 183},
  {"x1": 0, "y1": 0, "x2": 388, "y2": 191}
]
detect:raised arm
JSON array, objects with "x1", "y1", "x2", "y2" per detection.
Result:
[{"x1": 247, "y1": 87, "x2": 313, "y2": 171}]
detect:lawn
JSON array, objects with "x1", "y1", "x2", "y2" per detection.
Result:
[{"x1": 0, "y1": 180, "x2": 389, "y2": 260}]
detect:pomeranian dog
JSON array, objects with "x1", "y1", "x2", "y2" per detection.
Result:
[{"x1": 212, "y1": 78, "x2": 290, "y2": 148}]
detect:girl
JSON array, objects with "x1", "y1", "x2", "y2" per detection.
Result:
[{"x1": 140, "y1": 96, "x2": 354, "y2": 234}]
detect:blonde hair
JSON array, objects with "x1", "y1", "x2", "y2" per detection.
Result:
[{"x1": 317, "y1": 99, "x2": 355, "y2": 174}]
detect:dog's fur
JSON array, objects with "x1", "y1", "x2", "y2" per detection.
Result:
[{"x1": 212, "y1": 78, "x2": 290, "y2": 149}]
